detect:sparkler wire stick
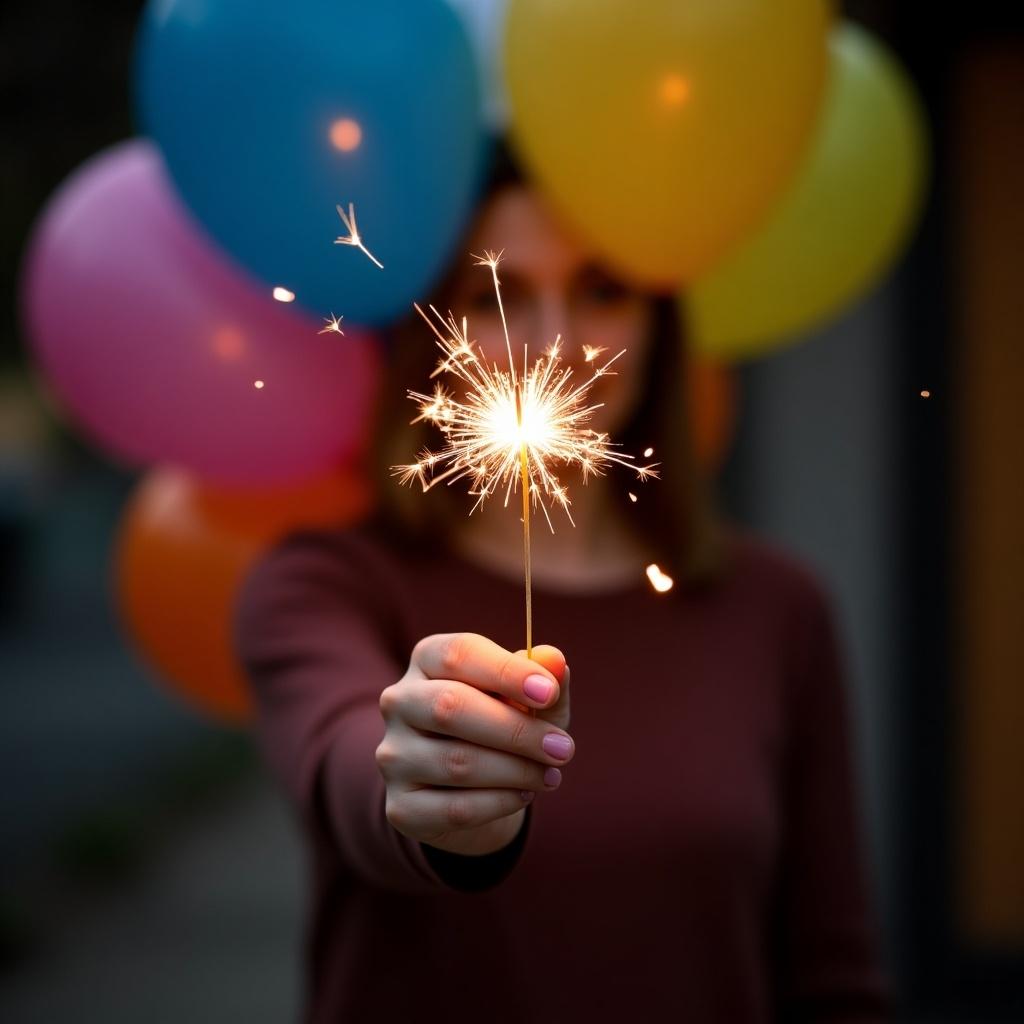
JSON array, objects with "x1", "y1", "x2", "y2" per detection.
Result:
[
  {"x1": 516, "y1": 390, "x2": 533, "y2": 658},
  {"x1": 478, "y1": 250, "x2": 534, "y2": 657}
]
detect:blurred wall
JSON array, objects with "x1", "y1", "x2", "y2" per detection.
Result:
[{"x1": 728, "y1": 276, "x2": 903, "y2": 969}]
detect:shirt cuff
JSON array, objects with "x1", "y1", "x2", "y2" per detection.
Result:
[{"x1": 418, "y1": 804, "x2": 533, "y2": 893}]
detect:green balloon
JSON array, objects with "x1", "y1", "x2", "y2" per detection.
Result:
[{"x1": 689, "y1": 20, "x2": 929, "y2": 360}]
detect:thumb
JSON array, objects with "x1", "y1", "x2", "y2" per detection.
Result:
[
  {"x1": 523, "y1": 643, "x2": 566, "y2": 684},
  {"x1": 511, "y1": 644, "x2": 571, "y2": 732}
]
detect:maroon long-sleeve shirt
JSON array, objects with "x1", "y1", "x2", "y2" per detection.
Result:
[{"x1": 233, "y1": 518, "x2": 891, "y2": 1022}]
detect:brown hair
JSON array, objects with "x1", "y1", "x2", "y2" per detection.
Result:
[{"x1": 368, "y1": 140, "x2": 730, "y2": 592}]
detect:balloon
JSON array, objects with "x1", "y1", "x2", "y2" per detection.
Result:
[
  {"x1": 444, "y1": 0, "x2": 510, "y2": 130},
  {"x1": 116, "y1": 466, "x2": 373, "y2": 722},
  {"x1": 22, "y1": 139, "x2": 380, "y2": 486},
  {"x1": 688, "y1": 355, "x2": 736, "y2": 473},
  {"x1": 134, "y1": 0, "x2": 488, "y2": 325},
  {"x1": 504, "y1": 0, "x2": 830, "y2": 287},
  {"x1": 688, "y1": 21, "x2": 929, "y2": 359}
]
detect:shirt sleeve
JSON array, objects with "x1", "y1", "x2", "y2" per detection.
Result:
[
  {"x1": 770, "y1": 577, "x2": 894, "y2": 1022},
  {"x1": 232, "y1": 529, "x2": 529, "y2": 895}
]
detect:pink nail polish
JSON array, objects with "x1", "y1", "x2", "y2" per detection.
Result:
[
  {"x1": 542, "y1": 733, "x2": 573, "y2": 761},
  {"x1": 523, "y1": 674, "x2": 555, "y2": 703}
]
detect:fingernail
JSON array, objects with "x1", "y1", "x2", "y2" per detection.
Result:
[
  {"x1": 520, "y1": 790, "x2": 535, "y2": 803},
  {"x1": 542, "y1": 733, "x2": 573, "y2": 761},
  {"x1": 544, "y1": 766, "x2": 562, "y2": 789},
  {"x1": 523, "y1": 674, "x2": 555, "y2": 704}
]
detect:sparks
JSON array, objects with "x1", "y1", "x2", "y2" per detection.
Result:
[
  {"x1": 646, "y1": 563, "x2": 674, "y2": 593},
  {"x1": 391, "y1": 257, "x2": 660, "y2": 532},
  {"x1": 318, "y1": 313, "x2": 345, "y2": 335},
  {"x1": 334, "y1": 201, "x2": 384, "y2": 270},
  {"x1": 471, "y1": 249, "x2": 517, "y2": 380},
  {"x1": 582, "y1": 344, "x2": 607, "y2": 363}
]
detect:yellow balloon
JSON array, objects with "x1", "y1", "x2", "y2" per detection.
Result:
[
  {"x1": 504, "y1": 0, "x2": 830, "y2": 287},
  {"x1": 689, "y1": 21, "x2": 929, "y2": 360}
]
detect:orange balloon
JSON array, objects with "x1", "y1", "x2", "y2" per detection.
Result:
[
  {"x1": 688, "y1": 355, "x2": 737, "y2": 473},
  {"x1": 115, "y1": 465, "x2": 372, "y2": 722}
]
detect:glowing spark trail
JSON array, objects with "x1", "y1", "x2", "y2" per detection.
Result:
[
  {"x1": 646, "y1": 563, "x2": 674, "y2": 593},
  {"x1": 318, "y1": 313, "x2": 345, "y2": 335},
  {"x1": 334, "y1": 202, "x2": 384, "y2": 270}
]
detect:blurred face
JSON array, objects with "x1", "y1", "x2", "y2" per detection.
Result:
[{"x1": 445, "y1": 185, "x2": 654, "y2": 436}]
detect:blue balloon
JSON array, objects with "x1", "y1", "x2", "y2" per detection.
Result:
[{"x1": 134, "y1": 0, "x2": 487, "y2": 325}]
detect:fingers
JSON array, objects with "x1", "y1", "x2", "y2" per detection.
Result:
[
  {"x1": 505, "y1": 645, "x2": 568, "y2": 716},
  {"x1": 379, "y1": 637, "x2": 573, "y2": 845},
  {"x1": 522, "y1": 644, "x2": 567, "y2": 682},
  {"x1": 377, "y1": 728, "x2": 564, "y2": 793},
  {"x1": 409, "y1": 632, "x2": 564, "y2": 709},
  {"x1": 385, "y1": 782, "x2": 534, "y2": 842},
  {"x1": 385, "y1": 676, "x2": 576, "y2": 767}
]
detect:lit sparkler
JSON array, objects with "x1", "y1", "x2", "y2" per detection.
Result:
[{"x1": 392, "y1": 251, "x2": 659, "y2": 656}]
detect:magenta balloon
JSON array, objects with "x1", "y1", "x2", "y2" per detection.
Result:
[{"x1": 22, "y1": 139, "x2": 381, "y2": 485}]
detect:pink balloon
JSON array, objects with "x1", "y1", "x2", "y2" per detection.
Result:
[{"x1": 21, "y1": 139, "x2": 380, "y2": 485}]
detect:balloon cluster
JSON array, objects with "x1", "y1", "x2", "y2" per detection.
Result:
[{"x1": 18, "y1": 0, "x2": 926, "y2": 721}]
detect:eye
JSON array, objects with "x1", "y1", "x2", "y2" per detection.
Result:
[
  {"x1": 464, "y1": 273, "x2": 531, "y2": 313},
  {"x1": 576, "y1": 270, "x2": 631, "y2": 305},
  {"x1": 587, "y1": 280, "x2": 629, "y2": 303},
  {"x1": 465, "y1": 289, "x2": 500, "y2": 312}
]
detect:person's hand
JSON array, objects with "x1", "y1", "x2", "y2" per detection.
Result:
[{"x1": 376, "y1": 632, "x2": 573, "y2": 857}]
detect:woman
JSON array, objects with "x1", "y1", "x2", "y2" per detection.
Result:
[{"x1": 234, "y1": 142, "x2": 891, "y2": 1022}]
